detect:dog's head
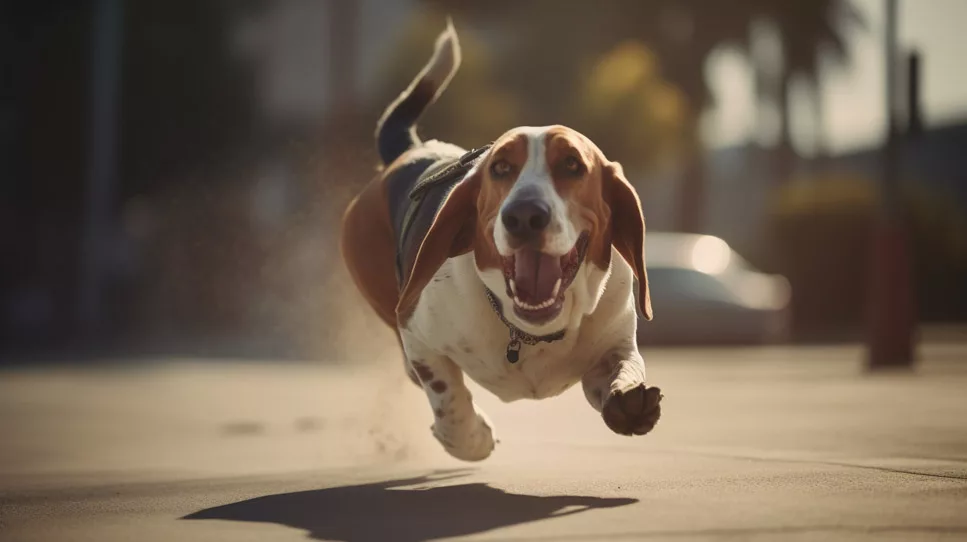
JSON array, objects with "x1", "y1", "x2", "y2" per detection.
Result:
[{"x1": 396, "y1": 125, "x2": 651, "y2": 333}]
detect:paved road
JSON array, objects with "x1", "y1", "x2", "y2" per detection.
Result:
[{"x1": 2, "y1": 344, "x2": 966, "y2": 541}]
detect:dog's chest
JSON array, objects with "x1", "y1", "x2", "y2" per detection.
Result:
[
  {"x1": 446, "y1": 334, "x2": 597, "y2": 402},
  {"x1": 409, "y1": 260, "x2": 602, "y2": 402}
]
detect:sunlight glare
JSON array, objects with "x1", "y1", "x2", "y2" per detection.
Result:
[{"x1": 690, "y1": 235, "x2": 731, "y2": 275}]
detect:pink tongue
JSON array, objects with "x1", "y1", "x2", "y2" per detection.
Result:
[{"x1": 514, "y1": 249, "x2": 562, "y2": 303}]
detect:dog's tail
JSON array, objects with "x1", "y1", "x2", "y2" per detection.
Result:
[{"x1": 375, "y1": 18, "x2": 461, "y2": 166}]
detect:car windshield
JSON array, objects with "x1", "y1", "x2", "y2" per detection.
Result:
[
  {"x1": 646, "y1": 267, "x2": 741, "y2": 305},
  {"x1": 645, "y1": 234, "x2": 757, "y2": 275}
]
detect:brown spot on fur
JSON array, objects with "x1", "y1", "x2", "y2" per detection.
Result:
[
  {"x1": 429, "y1": 380, "x2": 448, "y2": 393},
  {"x1": 340, "y1": 164, "x2": 402, "y2": 329},
  {"x1": 434, "y1": 408, "x2": 445, "y2": 418},
  {"x1": 461, "y1": 344, "x2": 473, "y2": 354},
  {"x1": 410, "y1": 361, "x2": 434, "y2": 382}
]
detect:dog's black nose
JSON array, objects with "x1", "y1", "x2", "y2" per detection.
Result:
[{"x1": 501, "y1": 199, "x2": 551, "y2": 241}]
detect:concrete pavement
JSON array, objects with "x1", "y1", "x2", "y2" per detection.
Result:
[{"x1": 1, "y1": 344, "x2": 966, "y2": 541}]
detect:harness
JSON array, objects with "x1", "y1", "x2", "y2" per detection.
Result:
[{"x1": 393, "y1": 144, "x2": 491, "y2": 288}]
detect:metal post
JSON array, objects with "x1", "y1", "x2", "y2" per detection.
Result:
[
  {"x1": 906, "y1": 51, "x2": 922, "y2": 137},
  {"x1": 77, "y1": 0, "x2": 123, "y2": 337},
  {"x1": 882, "y1": 0, "x2": 900, "y2": 218},
  {"x1": 866, "y1": 0, "x2": 917, "y2": 370}
]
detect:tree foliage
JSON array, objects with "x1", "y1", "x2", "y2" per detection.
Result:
[
  {"x1": 379, "y1": 4, "x2": 693, "y2": 172},
  {"x1": 419, "y1": 0, "x2": 862, "y2": 164}
]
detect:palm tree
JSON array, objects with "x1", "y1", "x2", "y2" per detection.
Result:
[
  {"x1": 595, "y1": 0, "x2": 758, "y2": 232},
  {"x1": 753, "y1": 0, "x2": 864, "y2": 178},
  {"x1": 620, "y1": 0, "x2": 862, "y2": 222}
]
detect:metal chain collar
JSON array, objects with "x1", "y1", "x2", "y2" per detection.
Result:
[{"x1": 484, "y1": 288, "x2": 566, "y2": 363}]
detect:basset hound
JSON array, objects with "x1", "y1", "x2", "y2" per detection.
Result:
[{"x1": 340, "y1": 19, "x2": 662, "y2": 462}]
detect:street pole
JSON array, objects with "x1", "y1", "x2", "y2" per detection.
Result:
[
  {"x1": 906, "y1": 51, "x2": 922, "y2": 138},
  {"x1": 865, "y1": 0, "x2": 917, "y2": 370},
  {"x1": 77, "y1": 0, "x2": 123, "y2": 338}
]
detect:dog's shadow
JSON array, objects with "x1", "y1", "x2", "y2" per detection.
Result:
[{"x1": 183, "y1": 470, "x2": 636, "y2": 542}]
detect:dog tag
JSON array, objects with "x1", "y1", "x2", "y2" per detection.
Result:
[{"x1": 506, "y1": 339, "x2": 521, "y2": 363}]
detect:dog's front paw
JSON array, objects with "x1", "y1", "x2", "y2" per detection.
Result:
[
  {"x1": 602, "y1": 384, "x2": 662, "y2": 436},
  {"x1": 432, "y1": 411, "x2": 496, "y2": 462}
]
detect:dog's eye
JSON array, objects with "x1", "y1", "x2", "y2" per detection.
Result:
[
  {"x1": 490, "y1": 159, "x2": 513, "y2": 178},
  {"x1": 563, "y1": 156, "x2": 584, "y2": 175}
]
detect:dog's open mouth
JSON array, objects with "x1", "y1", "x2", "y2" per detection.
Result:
[{"x1": 501, "y1": 232, "x2": 590, "y2": 324}]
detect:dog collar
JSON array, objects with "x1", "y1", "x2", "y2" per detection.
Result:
[{"x1": 484, "y1": 288, "x2": 566, "y2": 363}]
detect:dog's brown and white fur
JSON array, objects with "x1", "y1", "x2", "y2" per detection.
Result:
[{"x1": 341, "y1": 20, "x2": 662, "y2": 462}]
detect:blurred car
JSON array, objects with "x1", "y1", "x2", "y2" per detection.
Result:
[{"x1": 636, "y1": 232, "x2": 792, "y2": 345}]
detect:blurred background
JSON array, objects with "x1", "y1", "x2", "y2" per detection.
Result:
[{"x1": 2, "y1": 0, "x2": 966, "y2": 364}]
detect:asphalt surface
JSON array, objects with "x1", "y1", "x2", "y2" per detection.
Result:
[{"x1": 2, "y1": 344, "x2": 966, "y2": 541}]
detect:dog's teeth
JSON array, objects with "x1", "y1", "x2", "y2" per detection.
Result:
[
  {"x1": 509, "y1": 279, "x2": 517, "y2": 296},
  {"x1": 513, "y1": 295, "x2": 559, "y2": 311},
  {"x1": 551, "y1": 278, "x2": 561, "y2": 297}
]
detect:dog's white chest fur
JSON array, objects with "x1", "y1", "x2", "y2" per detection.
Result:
[{"x1": 401, "y1": 251, "x2": 635, "y2": 402}]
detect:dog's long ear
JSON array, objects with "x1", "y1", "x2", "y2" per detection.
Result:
[
  {"x1": 604, "y1": 161, "x2": 652, "y2": 320},
  {"x1": 396, "y1": 168, "x2": 481, "y2": 324}
]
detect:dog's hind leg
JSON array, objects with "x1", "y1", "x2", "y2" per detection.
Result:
[{"x1": 396, "y1": 332, "x2": 422, "y2": 387}]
